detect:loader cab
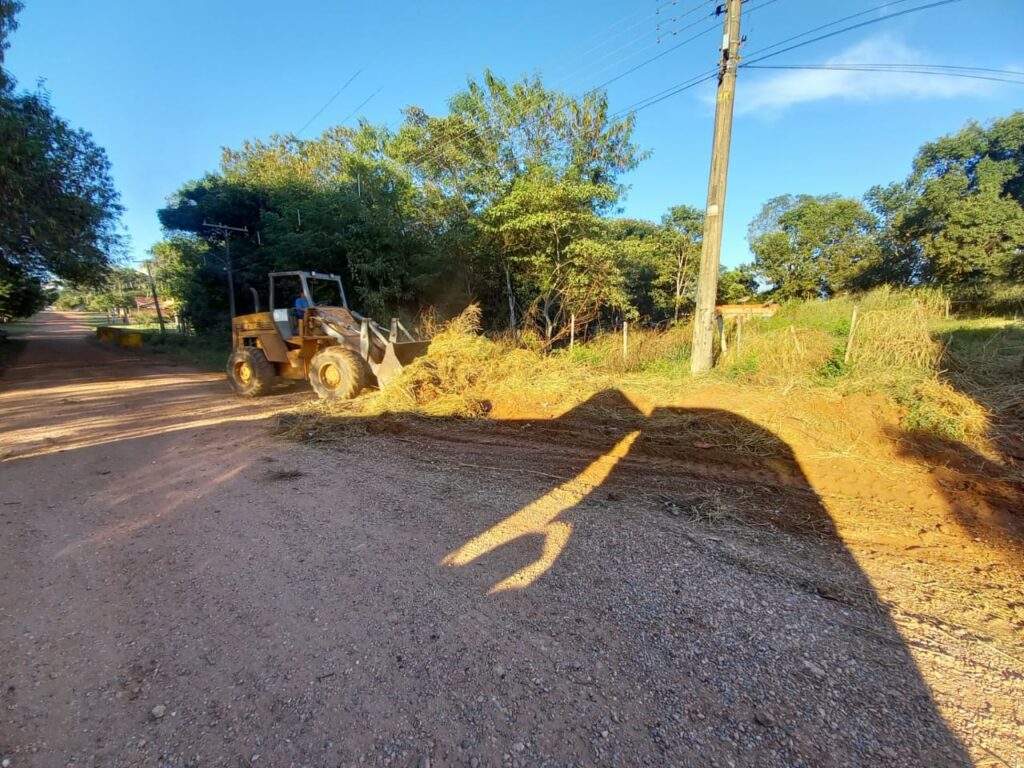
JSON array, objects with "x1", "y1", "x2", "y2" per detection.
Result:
[{"x1": 268, "y1": 271, "x2": 348, "y2": 339}]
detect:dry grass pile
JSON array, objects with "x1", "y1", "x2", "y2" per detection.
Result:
[
  {"x1": 892, "y1": 376, "x2": 993, "y2": 450},
  {"x1": 848, "y1": 301, "x2": 942, "y2": 370},
  {"x1": 360, "y1": 305, "x2": 607, "y2": 418}
]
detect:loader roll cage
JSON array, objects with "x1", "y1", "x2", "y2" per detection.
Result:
[
  {"x1": 269, "y1": 271, "x2": 348, "y2": 312},
  {"x1": 267, "y1": 270, "x2": 417, "y2": 344}
]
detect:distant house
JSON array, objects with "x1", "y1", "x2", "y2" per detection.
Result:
[
  {"x1": 130, "y1": 296, "x2": 179, "y2": 324},
  {"x1": 133, "y1": 295, "x2": 177, "y2": 314},
  {"x1": 716, "y1": 303, "x2": 779, "y2": 319}
]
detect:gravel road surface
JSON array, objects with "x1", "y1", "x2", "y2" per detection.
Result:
[{"x1": 1, "y1": 313, "x2": 1019, "y2": 767}]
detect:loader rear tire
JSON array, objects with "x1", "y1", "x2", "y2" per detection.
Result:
[
  {"x1": 227, "y1": 347, "x2": 276, "y2": 397},
  {"x1": 310, "y1": 346, "x2": 368, "y2": 400}
]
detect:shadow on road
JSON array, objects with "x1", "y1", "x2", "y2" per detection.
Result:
[{"x1": 296, "y1": 388, "x2": 972, "y2": 765}]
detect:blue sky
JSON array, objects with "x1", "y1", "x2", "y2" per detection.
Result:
[{"x1": 6, "y1": 0, "x2": 1023, "y2": 269}]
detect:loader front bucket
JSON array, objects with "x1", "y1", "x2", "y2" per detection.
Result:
[{"x1": 375, "y1": 340, "x2": 430, "y2": 387}]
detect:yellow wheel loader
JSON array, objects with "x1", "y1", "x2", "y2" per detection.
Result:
[{"x1": 226, "y1": 271, "x2": 429, "y2": 400}]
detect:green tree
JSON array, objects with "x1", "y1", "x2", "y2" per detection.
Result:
[
  {"x1": 484, "y1": 171, "x2": 625, "y2": 341},
  {"x1": 655, "y1": 205, "x2": 703, "y2": 322},
  {"x1": 0, "y1": 262, "x2": 45, "y2": 321},
  {"x1": 156, "y1": 71, "x2": 645, "y2": 336},
  {"x1": 749, "y1": 194, "x2": 880, "y2": 299},
  {"x1": 608, "y1": 218, "x2": 662, "y2": 322},
  {"x1": 0, "y1": 1, "x2": 122, "y2": 319},
  {"x1": 392, "y1": 70, "x2": 645, "y2": 331},
  {"x1": 717, "y1": 265, "x2": 758, "y2": 303},
  {"x1": 863, "y1": 181, "x2": 925, "y2": 286},
  {"x1": 901, "y1": 112, "x2": 1024, "y2": 289}
]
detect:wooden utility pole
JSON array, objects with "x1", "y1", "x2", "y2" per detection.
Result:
[
  {"x1": 202, "y1": 221, "x2": 248, "y2": 318},
  {"x1": 690, "y1": 0, "x2": 743, "y2": 375},
  {"x1": 143, "y1": 260, "x2": 166, "y2": 334}
]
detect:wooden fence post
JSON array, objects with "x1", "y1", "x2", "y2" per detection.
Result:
[
  {"x1": 622, "y1": 321, "x2": 629, "y2": 361},
  {"x1": 789, "y1": 324, "x2": 803, "y2": 357},
  {"x1": 570, "y1": 313, "x2": 576, "y2": 350},
  {"x1": 844, "y1": 306, "x2": 860, "y2": 365}
]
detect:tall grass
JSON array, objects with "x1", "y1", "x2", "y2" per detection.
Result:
[{"x1": 333, "y1": 287, "x2": 1004, "y2": 454}]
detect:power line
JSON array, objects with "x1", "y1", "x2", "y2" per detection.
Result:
[
  {"x1": 743, "y1": 0, "x2": 784, "y2": 16},
  {"x1": 558, "y1": 0, "x2": 716, "y2": 88},
  {"x1": 742, "y1": 0, "x2": 919, "y2": 60},
  {"x1": 610, "y1": 69, "x2": 720, "y2": 119},
  {"x1": 397, "y1": 2, "x2": 721, "y2": 171},
  {"x1": 743, "y1": 0, "x2": 965, "y2": 66},
  {"x1": 543, "y1": 1, "x2": 710, "y2": 87},
  {"x1": 609, "y1": 0, "x2": 969, "y2": 123},
  {"x1": 593, "y1": 23, "x2": 720, "y2": 93},
  {"x1": 747, "y1": 62, "x2": 1024, "y2": 78},
  {"x1": 597, "y1": 0, "x2": 784, "y2": 108},
  {"x1": 561, "y1": 3, "x2": 669, "y2": 66},
  {"x1": 296, "y1": 69, "x2": 363, "y2": 137},
  {"x1": 339, "y1": 87, "x2": 383, "y2": 125},
  {"x1": 742, "y1": 63, "x2": 1024, "y2": 85},
  {"x1": 656, "y1": 0, "x2": 720, "y2": 43}
]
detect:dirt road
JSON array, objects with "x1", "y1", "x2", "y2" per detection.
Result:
[{"x1": 1, "y1": 313, "x2": 1021, "y2": 767}]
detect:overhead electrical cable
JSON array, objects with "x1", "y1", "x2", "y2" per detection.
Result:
[
  {"x1": 743, "y1": 0, "x2": 965, "y2": 66},
  {"x1": 745, "y1": 63, "x2": 1024, "y2": 79},
  {"x1": 296, "y1": 69, "x2": 363, "y2": 137},
  {"x1": 547, "y1": 0, "x2": 711, "y2": 85},
  {"x1": 609, "y1": 68, "x2": 720, "y2": 119},
  {"x1": 742, "y1": 63, "x2": 1024, "y2": 85},
  {"x1": 400, "y1": 5, "x2": 720, "y2": 169},
  {"x1": 655, "y1": 0, "x2": 720, "y2": 43},
  {"x1": 590, "y1": 21, "x2": 720, "y2": 92},
  {"x1": 401, "y1": 1, "x2": 723, "y2": 170},
  {"x1": 557, "y1": 1, "x2": 715, "y2": 87},
  {"x1": 339, "y1": 87, "x2": 383, "y2": 125},
  {"x1": 594, "y1": 0, "x2": 782, "y2": 99},
  {"x1": 742, "y1": 0, "x2": 921, "y2": 60}
]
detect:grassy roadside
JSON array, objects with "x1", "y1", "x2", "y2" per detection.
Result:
[
  {"x1": 126, "y1": 330, "x2": 229, "y2": 372},
  {"x1": 293, "y1": 289, "x2": 1022, "y2": 466},
  {"x1": 0, "y1": 319, "x2": 33, "y2": 374},
  {"x1": 87, "y1": 319, "x2": 228, "y2": 372}
]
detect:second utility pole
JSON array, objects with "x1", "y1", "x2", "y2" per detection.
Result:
[
  {"x1": 690, "y1": 0, "x2": 742, "y2": 375},
  {"x1": 202, "y1": 221, "x2": 248, "y2": 318}
]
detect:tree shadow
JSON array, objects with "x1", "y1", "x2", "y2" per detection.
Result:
[
  {"x1": 919, "y1": 322, "x2": 1024, "y2": 545},
  {"x1": 888, "y1": 425, "x2": 1024, "y2": 549},
  {"x1": 934, "y1": 321, "x2": 1024, "y2": 460}
]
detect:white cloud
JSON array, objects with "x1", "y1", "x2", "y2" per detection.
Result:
[{"x1": 734, "y1": 36, "x2": 1000, "y2": 115}]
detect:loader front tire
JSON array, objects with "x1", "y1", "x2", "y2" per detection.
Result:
[
  {"x1": 310, "y1": 346, "x2": 368, "y2": 401},
  {"x1": 227, "y1": 347, "x2": 276, "y2": 397}
]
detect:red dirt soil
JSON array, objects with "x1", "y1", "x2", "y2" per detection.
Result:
[{"x1": 1, "y1": 312, "x2": 1022, "y2": 767}]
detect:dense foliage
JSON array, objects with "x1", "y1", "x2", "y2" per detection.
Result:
[
  {"x1": 154, "y1": 72, "x2": 759, "y2": 337},
  {"x1": 149, "y1": 63, "x2": 1021, "y2": 336},
  {"x1": 753, "y1": 113, "x2": 1024, "y2": 301},
  {"x1": 0, "y1": 1, "x2": 123, "y2": 320}
]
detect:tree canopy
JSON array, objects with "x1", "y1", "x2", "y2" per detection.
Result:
[
  {"x1": 747, "y1": 113, "x2": 1024, "y2": 303},
  {"x1": 147, "y1": 63, "x2": 1021, "y2": 335},
  {"x1": 749, "y1": 194, "x2": 879, "y2": 299},
  {"x1": 156, "y1": 71, "x2": 652, "y2": 338},
  {"x1": 0, "y1": 0, "x2": 122, "y2": 319}
]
